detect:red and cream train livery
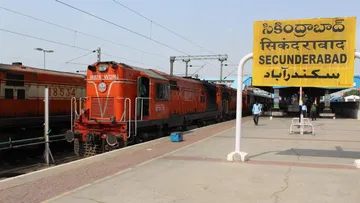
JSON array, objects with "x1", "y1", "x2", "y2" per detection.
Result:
[
  {"x1": 68, "y1": 61, "x2": 240, "y2": 156},
  {"x1": 0, "y1": 62, "x2": 86, "y2": 142}
]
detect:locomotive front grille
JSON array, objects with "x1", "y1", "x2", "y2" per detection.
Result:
[{"x1": 91, "y1": 97, "x2": 114, "y2": 119}]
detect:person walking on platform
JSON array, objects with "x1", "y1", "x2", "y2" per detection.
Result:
[
  {"x1": 310, "y1": 103, "x2": 317, "y2": 121},
  {"x1": 252, "y1": 101, "x2": 262, "y2": 125}
]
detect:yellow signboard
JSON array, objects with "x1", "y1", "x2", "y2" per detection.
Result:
[{"x1": 252, "y1": 17, "x2": 356, "y2": 88}]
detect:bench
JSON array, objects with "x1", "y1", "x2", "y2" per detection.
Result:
[{"x1": 289, "y1": 117, "x2": 315, "y2": 135}]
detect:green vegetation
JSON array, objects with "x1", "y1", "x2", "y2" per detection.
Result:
[{"x1": 342, "y1": 89, "x2": 360, "y2": 97}]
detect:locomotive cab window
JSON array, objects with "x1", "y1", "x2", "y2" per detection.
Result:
[{"x1": 156, "y1": 83, "x2": 170, "y2": 100}]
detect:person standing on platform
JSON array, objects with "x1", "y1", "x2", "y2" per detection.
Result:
[
  {"x1": 252, "y1": 101, "x2": 262, "y2": 125},
  {"x1": 310, "y1": 103, "x2": 317, "y2": 121},
  {"x1": 301, "y1": 103, "x2": 307, "y2": 118}
]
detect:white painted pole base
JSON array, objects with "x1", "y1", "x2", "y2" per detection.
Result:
[
  {"x1": 227, "y1": 151, "x2": 249, "y2": 162},
  {"x1": 270, "y1": 116, "x2": 273, "y2": 120},
  {"x1": 354, "y1": 159, "x2": 360, "y2": 168}
]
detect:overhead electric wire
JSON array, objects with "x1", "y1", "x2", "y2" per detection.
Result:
[
  {"x1": 223, "y1": 66, "x2": 241, "y2": 80},
  {"x1": 0, "y1": 28, "x2": 147, "y2": 66},
  {"x1": 55, "y1": 0, "x2": 189, "y2": 56},
  {"x1": 0, "y1": 6, "x2": 167, "y2": 60},
  {"x1": 113, "y1": 0, "x2": 243, "y2": 72},
  {"x1": 1, "y1": 3, "x2": 226, "y2": 75},
  {"x1": 113, "y1": 0, "x2": 240, "y2": 74},
  {"x1": 3, "y1": 55, "x2": 88, "y2": 66},
  {"x1": 54, "y1": 0, "x2": 224, "y2": 74},
  {"x1": 66, "y1": 50, "x2": 96, "y2": 64},
  {"x1": 0, "y1": 28, "x2": 90, "y2": 52},
  {"x1": 111, "y1": 0, "x2": 236, "y2": 74},
  {"x1": 112, "y1": 0, "x2": 217, "y2": 55}
]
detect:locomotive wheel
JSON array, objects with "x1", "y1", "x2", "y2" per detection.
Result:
[
  {"x1": 104, "y1": 144, "x2": 118, "y2": 152},
  {"x1": 181, "y1": 125, "x2": 188, "y2": 131},
  {"x1": 140, "y1": 132, "x2": 150, "y2": 142},
  {"x1": 104, "y1": 137, "x2": 127, "y2": 152},
  {"x1": 74, "y1": 139, "x2": 79, "y2": 156},
  {"x1": 83, "y1": 142, "x2": 100, "y2": 157},
  {"x1": 135, "y1": 136, "x2": 142, "y2": 144},
  {"x1": 74, "y1": 139, "x2": 85, "y2": 157},
  {"x1": 118, "y1": 137, "x2": 127, "y2": 148},
  {"x1": 157, "y1": 125, "x2": 164, "y2": 138}
]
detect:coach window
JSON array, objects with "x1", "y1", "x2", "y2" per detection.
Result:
[
  {"x1": 17, "y1": 89, "x2": 25, "y2": 100},
  {"x1": 5, "y1": 89, "x2": 13, "y2": 99},
  {"x1": 6, "y1": 73, "x2": 24, "y2": 87},
  {"x1": 156, "y1": 83, "x2": 170, "y2": 100}
]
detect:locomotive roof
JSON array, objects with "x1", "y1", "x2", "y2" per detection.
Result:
[
  {"x1": 119, "y1": 63, "x2": 168, "y2": 81},
  {"x1": 118, "y1": 62, "x2": 235, "y2": 88},
  {"x1": 0, "y1": 63, "x2": 86, "y2": 78},
  {"x1": 150, "y1": 69, "x2": 208, "y2": 85}
]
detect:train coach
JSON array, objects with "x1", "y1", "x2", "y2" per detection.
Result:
[
  {"x1": 0, "y1": 62, "x2": 86, "y2": 143},
  {"x1": 66, "y1": 61, "x2": 240, "y2": 156},
  {"x1": 242, "y1": 88, "x2": 273, "y2": 116}
]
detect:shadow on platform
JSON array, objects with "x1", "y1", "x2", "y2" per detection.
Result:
[{"x1": 277, "y1": 147, "x2": 360, "y2": 159}]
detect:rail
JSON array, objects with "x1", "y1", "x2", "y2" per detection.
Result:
[{"x1": 134, "y1": 97, "x2": 151, "y2": 137}]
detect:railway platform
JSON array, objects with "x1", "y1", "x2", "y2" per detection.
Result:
[{"x1": 1, "y1": 116, "x2": 360, "y2": 203}]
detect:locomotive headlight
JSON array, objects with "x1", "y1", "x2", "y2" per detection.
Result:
[
  {"x1": 98, "y1": 64, "x2": 108, "y2": 72},
  {"x1": 98, "y1": 82, "x2": 107, "y2": 93}
]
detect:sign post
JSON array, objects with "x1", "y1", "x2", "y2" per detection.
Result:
[
  {"x1": 226, "y1": 53, "x2": 252, "y2": 162},
  {"x1": 353, "y1": 52, "x2": 360, "y2": 168},
  {"x1": 228, "y1": 16, "x2": 357, "y2": 163},
  {"x1": 252, "y1": 17, "x2": 356, "y2": 88},
  {"x1": 252, "y1": 17, "x2": 356, "y2": 133}
]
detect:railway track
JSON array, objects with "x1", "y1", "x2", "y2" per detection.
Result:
[{"x1": 0, "y1": 141, "x2": 79, "y2": 181}]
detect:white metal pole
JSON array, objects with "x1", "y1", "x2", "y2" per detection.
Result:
[
  {"x1": 227, "y1": 53, "x2": 252, "y2": 162},
  {"x1": 299, "y1": 87, "x2": 304, "y2": 134},
  {"x1": 44, "y1": 87, "x2": 49, "y2": 165},
  {"x1": 352, "y1": 52, "x2": 360, "y2": 168},
  {"x1": 355, "y1": 52, "x2": 360, "y2": 59}
]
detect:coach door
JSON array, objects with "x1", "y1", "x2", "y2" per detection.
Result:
[{"x1": 137, "y1": 76, "x2": 150, "y2": 117}]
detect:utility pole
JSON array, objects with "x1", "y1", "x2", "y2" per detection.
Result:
[
  {"x1": 170, "y1": 56, "x2": 175, "y2": 76},
  {"x1": 219, "y1": 56, "x2": 227, "y2": 82},
  {"x1": 97, "y1": 47, "x2": 101, "y2": 62},
  {"x1": 183, "y1": 59, "x2": 190, "y2": 77}
]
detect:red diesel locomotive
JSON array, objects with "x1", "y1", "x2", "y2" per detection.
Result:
[{"x1": 67, "y1": 61, "x2": 241, "y2": 156}]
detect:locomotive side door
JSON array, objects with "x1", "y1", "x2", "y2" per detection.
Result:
[{"x1": 137, "y1": 76, "x2": 150, "y2": 117}]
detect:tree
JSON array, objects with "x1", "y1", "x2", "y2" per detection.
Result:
[{"x1": 342, "y1": 89, "x2": 360, "y2": 97}]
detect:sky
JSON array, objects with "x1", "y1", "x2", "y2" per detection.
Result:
[{"x1": 1, "y1": 0, "x2": 360, "y2": 79}]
